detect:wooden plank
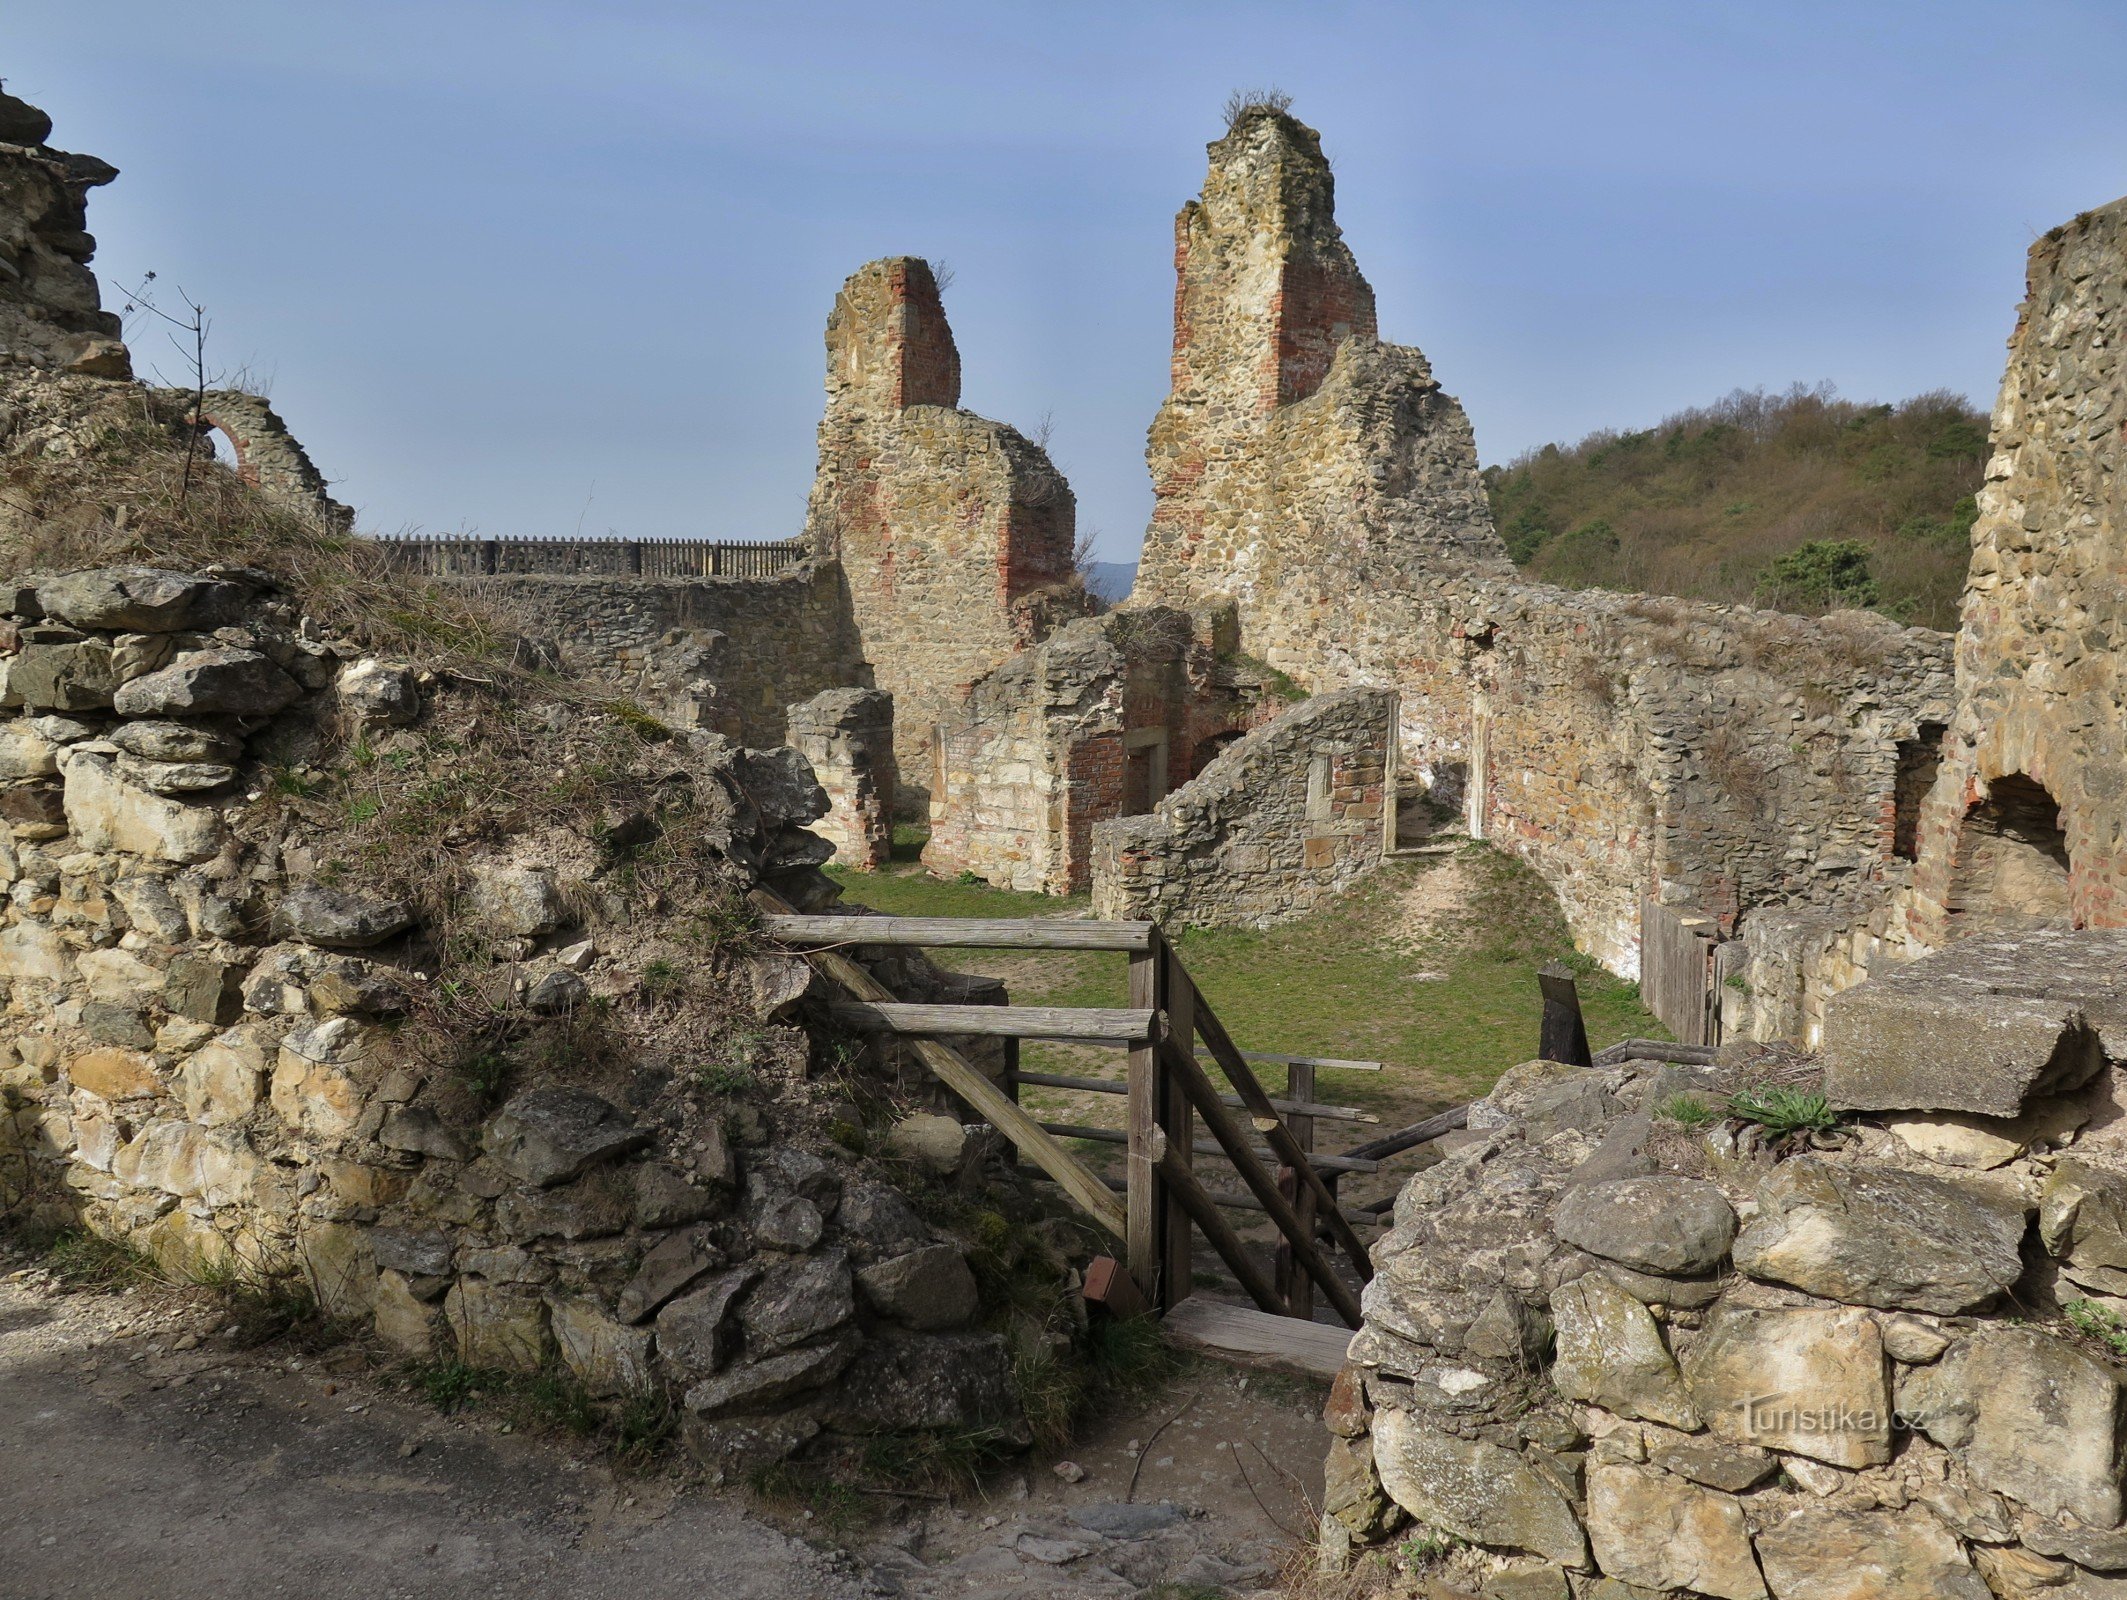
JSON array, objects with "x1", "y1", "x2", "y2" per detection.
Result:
[
  {"x1": 763, "y1": 914, "x2": 1154, "y2": 951},
  {"x1": 749, "y1": 888, "x2": 1126, "y2": 1239},
  {"x1": 828, "y1": 1001, "x2": 1154, "y2": 1043},
  {"x1": 1037, "y1": 1123, "x2": 1377, "y2": 1173},
  {"x1": 1192, "y1": 993, "x2": 1375, "y2": 1286},
  {"x1": 1125, "y1": 945, "x2": 1162, "y2": 1308},
  {"x1": 1160, "y1": 945, "x2": 1195, "y2": 1310},
  {"x1": 1280, "y1": 1058, "x2": 1318, "y2": 1320},
  {"x1": 1591, "y1": 1037, "x2": 1716, "y2": 1069},
  {"x1": 1157, "y1": 1032, "x2": 1363, "y2": 1328},
  {"x1": 1015, "y1": 1070, "x2": 1378, "y2": 1124},
  {"x1": 1537, "y1": 961, "x2": 1593, "y2": 1067},
  {"x1": 1088, "y1": 1172, "x2": 1390, "y2": 1227},
  {"x1": 1340, "y1": 1104, "x2": 1470, "y2": 1163},
  {"x1": 1242, "y1": 1051, "x2": 1383, "y2": 1073},
  {"x1": 1162, "y1": 1295, "x2": 1354, "y2": 1382},
  {"x1": 1153, "y1": 1137, "x2": 1283, "y2": 1316}
]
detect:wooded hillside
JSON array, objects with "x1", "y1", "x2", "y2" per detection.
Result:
[{"x1": 1483, "y1": 385, "x2": 1987, "y2": 630}]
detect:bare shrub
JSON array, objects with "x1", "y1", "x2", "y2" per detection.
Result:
[{"x1": 1222, "y1": 86, "x2": 1295, "y2": 129}]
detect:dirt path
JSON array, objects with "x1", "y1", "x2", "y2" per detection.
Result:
[{"x1": 0, "y1": 1260, "x2": 1320, "y2": 1600}]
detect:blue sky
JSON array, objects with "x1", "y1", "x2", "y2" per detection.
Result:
[{"x1": 11, "y1": 2, "x2": 2126, "y2": 560}]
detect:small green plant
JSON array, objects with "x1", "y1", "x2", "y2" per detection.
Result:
[
  {"x1": 639, "y1": 958, "x2": 683, "y2": 1000},
  {"x1": 345, "y1": 796, "x2": 380, "y2": 824},
  {"x1": 1656, "y1": 1092, "x2": 1718, "y2": 1128},
  {"x1": 956, "y1": 869, "x2": 982, "y2": 886},
  {"x1": 36, "y1": 1228, "x2": 157, "y2": 1291},
  {"x1": 458, "y1": 1047, "x2": 514, "y2": 1105},
  {"x1": 857, "y1": 1424, "x2": 1016, "y2": 1493},
  {"x1": 2065, "y1": 1300, "x2": 2127, "y2": 1360},
  {"x1": 1397, "y1": 1527, "x2": 1465, "y2": 1564},
  {"x1": 271, "y1": 764, "x2": 316, "y2": 797},
  {"x1": 614, "y1": 1390, "x2": 679, "y2": 1467},
  {"x1": 608, "y1": 699, "x2": 674, "y2": 742},
  {"x1": 692, "y1": 1060, "x2": 756, "y2": 1096},
  {"x1": 1726, "y1": 1085, "x2": 1839, "y2": 1136},
  {"x1": 412, "y1": 1360, "x2": 485, "y2": 1413}
]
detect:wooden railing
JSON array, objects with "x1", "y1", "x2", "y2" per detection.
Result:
[
  {"x1": 755, "y1": 897, "x2": 1388, "y2": 1330},
  {"x1": 372, "y1": 535, "x2": 807, "y2": 580}
]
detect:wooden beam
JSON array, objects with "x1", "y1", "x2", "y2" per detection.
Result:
[
  {"x1": 1125, "y1": 943, "x2": 1163, "y2": 1308},
  {"x1": 1538, "y1": 961, "x2": 1593, "y2": 1067},
  {"x1": 763, "y1": 914, "x2": 1153, "y2": 951},
  {"x1": 1163, "y1": 1295, "x2": 1354, "y2": 1382},
  {"x1": 1340, "y1": 1103, "x2": 1470, "y2": 1163},
  {"x1": 1152, "y1": 1135, "x2": 1284, "y2": 1316},
  {"x1": 1156, "y1": 1033, "x2": 1363, "y2": 1328},
  {"x1": 1241, "y1": 1051, "x2": 1383, "y2": 1073},
  {"x1": 828, "y1": 1001, "x2": 1155, "y2": 1044},
  {"x1": 1160, "y1": 944, "x2": 1195, "y2": 1310},
  {"x1": 1036, "y1": 1123, "x2": 1378, "y2": 1173},
  {"x1": 1192, "y1": 993, "x2": 1376, "y2": 1286},
  {"x1": 1014, "y1": 1070, "x2": 1378, "y2": 1124},
  {"x1": 1279, "y1": 1057, "x2": 1318, "y2": 1320},
  {"x1": 750, "y1": 889, "x2": 1127, "y2": 1239}
]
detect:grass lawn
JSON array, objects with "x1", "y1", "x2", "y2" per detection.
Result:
[{"x1": 826, "y1": 833, "x2": 1662, "y2": 1156}]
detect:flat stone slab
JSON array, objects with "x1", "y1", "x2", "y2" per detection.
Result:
[{"x1": 1821, "y1": 929, "x2": 2127, "y2": 1117}]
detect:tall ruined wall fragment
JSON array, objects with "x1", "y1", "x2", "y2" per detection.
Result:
[
  {"x1": 0, "y1": 91, "x2": 129, "y2": 381},
  {"x1": 804, "y1": 258, "x2": 1086, "y2": 805},
  {"x1": 1132, "y1": 107, "x2": 1508, "y2": 650},
  {"x1": 1906, "y1": 195, "x2": 2127, "y2": 942},
  {"x1": 1122, "y1": 107, "x2": 1957, "y2": 979}
]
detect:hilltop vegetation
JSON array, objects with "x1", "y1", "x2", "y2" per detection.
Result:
[{"x1": 1484, "y1": 384, "x2": 1988, "y2": 630}]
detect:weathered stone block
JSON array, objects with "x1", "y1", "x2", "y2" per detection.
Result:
[
  {"x1": 444, "y1": 1278, "x2": 551, "y2": 1372},
  {"x1": 1584, "y1": 1463, "x2": 1763, "y2": 1600},
  {"x1": 1548, "y1": 1275, "x2": 1698, "y2": 1429},
  {"x1": 1371, "y1": 1407, "x2": 1587, "y2": 1568},
  {"x1": 1683, "y1": 1305, "x2": 1892, "y2": 1469},
  {"x1": 1752, "y1": 1506, "x2": 1990, "y2": 1599}
]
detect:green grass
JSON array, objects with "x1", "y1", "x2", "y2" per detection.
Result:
[
  {"x1": 1726, "y1": 1085, "x2": 1839, "y2": 1136},
  {"x1": 2065, "y1": 1300, "x2": 2127, "y2": 1361},
  {"x1": 829, "y1": 839, "x2": 1661, "y2": 1120},
  {"x1": 1656, "y1": 1092, "x2": 1719, "y2": 1128}
]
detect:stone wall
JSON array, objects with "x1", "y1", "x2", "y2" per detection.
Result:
[
  {"x1": 0, "y1": 557, "x2": 1031, "y2": 1480},
  {"x1": 1124, "y1": 107, "x2": 1958, "y2": 977},
  {"x1": 922, "y1": 607, "x2": 1266, "y2": 895},
  {"x1": 1090, "y1": 687, "x2": 1393, "y2": 928},
  {"x1": 0, "y1": 91, "x2": 128, "y2": 380},
  {"x1": 465, "y1": 568, "x2": 867, "y2": 747},
  {"x1": 786, "y1": 687, "x2": 894, "y2": 872},
  {"x1": 192, "y1": 389, "x2": 354, "y2": 532},
  {"x1": 1330, "y1": 930, "x2": 2127, "y2": 1598},
  {"x1": 1905, "y1": 194, "x2": 2127, "y2": 944},
  {"x1": 803, "y1": 258, "x2": 1088, "y2": 803}
]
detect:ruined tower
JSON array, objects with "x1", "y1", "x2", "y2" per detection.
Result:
[
  {"x1": 1905, "y1": 194, "x2": 2127, "y2": 941},
  {"x1": 1129, "y1": 106, "x2": 1506, "y2": 678},
  {"x1": 0, "y1": 89, "x2": 130, "y2": 379},
  {"x1": 803, "y1": 257, "x2": 1085, "y2": 805}
]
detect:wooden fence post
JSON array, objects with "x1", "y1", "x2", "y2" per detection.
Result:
[
  {"x1": 1274, "y1": 1057, "x2": 1317, "y2": 1319},
  {"x1": 1160, "y1": 946, "x2": 1196, "y2": 1310},
  {"x1": 1538, "y1": 961, "x2": 1592, "y2": 1067},
  {"x1": 1125, "y1": 940, "x2": 1164, "y2": 1305}
]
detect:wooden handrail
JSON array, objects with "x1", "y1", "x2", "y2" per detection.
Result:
[
  {"x1": 750, "y1": 888, "x2": 1126, "y2": 1238},
  {"x1": 765, "y1": 914, "x2": 1154, "y2": 952},
  {"x1": 1241, "y1": 1051, "x2": 1384, "y2": 1073},
  {"x1": 1188, "y1": 984, "x2": 1376, "y2": 1285},
  {"x1": 1014, "y1": 1069, "x2": 1379, "y2": 1124},
  {"x1": 1155, "y1": 1032, "x2": 1364, "y2": 1328},
  {"x1": 1036, "y1": 1121, "x2": 1379, "y2": 1173},
  {"x1": 828, "y1": 1001, "x2": 1156, "y2": 1044}
]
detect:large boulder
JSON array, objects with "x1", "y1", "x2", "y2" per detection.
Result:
[
  {"x1": 1752, "y1": 1506, "x2": 1991, "y2": 1599},
  {"x1": 1584, "y1": 1463, "x2": 1764, "y2": 1600},
  {"x1": 855, "y1": 1243, "x2": 980, "y2": 1330},
  {"x1": 2041, "y1": 1157, "x2": 2127, "y2": 1295},
  {"x1": 1821, "y1": 930, "x2": 2127, "y2": 1117},
  {"x1": 1553, "y1": 1177, "x2": 1736, "y2": 1276},
  {"x1": 37, "y1": 566, "x2": 243, "y2": 632},
  {"x1": 654, "y1": 1267, "x2": 759, "y2": 1379},
  {"x1": 825, "y1": 1330, "x2": 1019, "y2": 1433},
  {"x1": 1371, "y1": 1408, "x2": 1587, "y2": 1568},
  {"x1": 1899, "y1": 1327, "x2": 2127, "y2": 1527},
  {"x1": 483, "y1": 1088, "x2": 650, "y2": 1187},
  {"x1": 113, "y1": 648, "x2": 301, "y2": 717},
  {"x1": 1548, "y1": 1275, "x2": 1698, "y2": 1428},
  {"x1": 1731, "y1": 1157, "x2": 2027, "y2": 1313},
  {"x1": 738, "y1": 1250, "x2": 855, "y2": 1354},
  {"x1": 8, "y1": 639, "x2": 116, "y2": 711},
  {"x1": 1683, "y1": 1304, "x2": 1893, "y2": 1468},
  {"x1": 682, "y1": 1334, "x2": 856, "y2": 1419},
  {"x1": 60, "y1": 751, "x2": 225, "y2": 862},
  {"x1": 274, "y1": 885, "x2": 415, "y2": 949}
]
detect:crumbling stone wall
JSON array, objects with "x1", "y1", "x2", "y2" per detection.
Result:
[
  {"x1": 1126, "y1": 107, "x2": 1958, "y2": 976},
  {"x1": 786, "y1": 687, "x2": 894, "y2": 872},
  {"x1": 0, "y1": 558, "x2": 1030, "y2": 1478},
  {"x1": 190, "y1": 390, "x2": 353, "y2": 532},
  {"x1": 923, "y1": 607, "x2": 1265, "y2": 894},
  {"x1": 1090, "y1": 687, "x2": 1392, "y2": 928},
  {"x1": 0, "y1": 91, "x2": 128, "y2": 381},
  {"x1": 1331, "y1": 930, "x2": 2127, "y2": 1598},
  {"x1": 466, "y1": 569, "x2": 867, "y2": 747},
  {"x1": 1905, "y1": 195, "x2": 2127, "y2": 943},
  {"x1": 803, "y1": 258, "x2": 1087, "y2": 804}
]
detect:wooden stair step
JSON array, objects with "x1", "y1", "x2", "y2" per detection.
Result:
[{"x1": 1161, "y1": 1295, "x2": 1354, "y2": 1381}]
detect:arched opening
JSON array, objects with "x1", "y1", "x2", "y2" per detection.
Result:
[
  {"x1": 192, "y1": 415, "x2": 254, "y2": 484},
  {"x1": 1947, "y1": 773, "x2": 2072, "y2": 937}
]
